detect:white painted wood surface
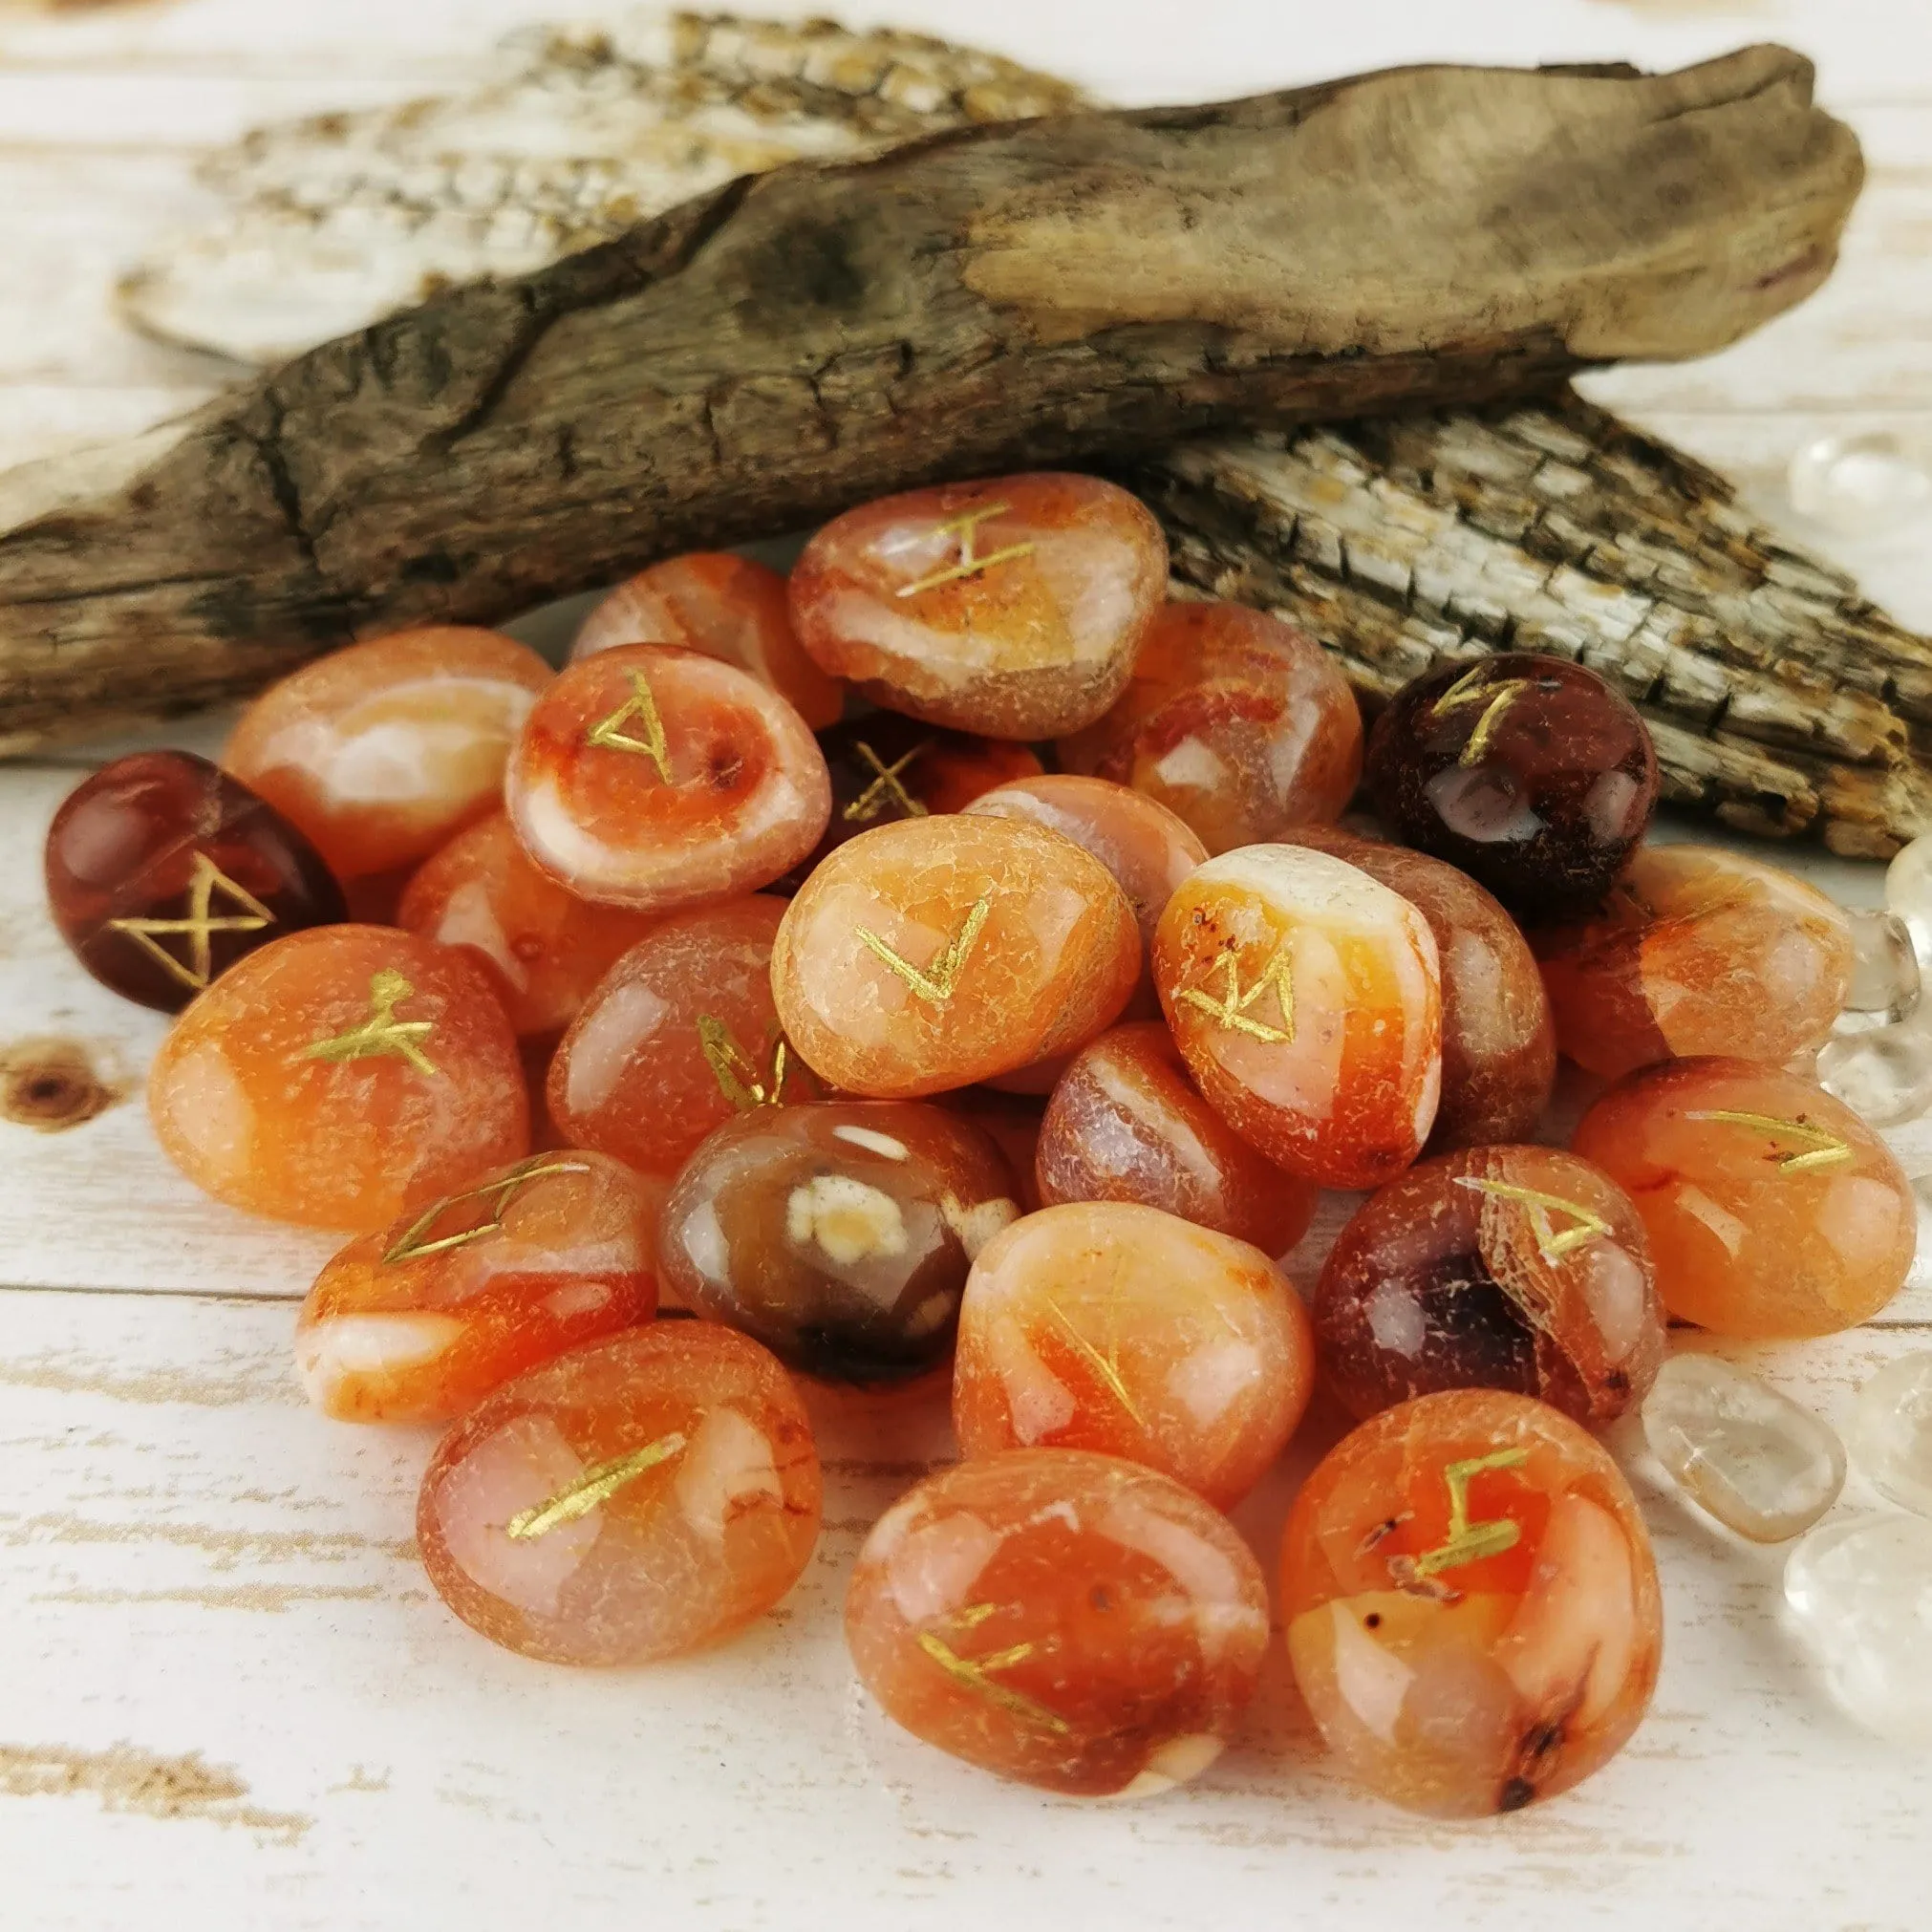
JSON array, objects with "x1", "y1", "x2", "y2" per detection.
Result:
[{"x1": 3, "y1": 5, "x2": 1931, "y2": 1928}]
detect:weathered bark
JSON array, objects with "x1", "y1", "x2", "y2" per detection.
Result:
[{"x1": 0, "y1": 45, "x2": 1859, "y2": 752}]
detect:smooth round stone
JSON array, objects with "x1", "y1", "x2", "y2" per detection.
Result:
[
  {"x1": 789, "y1": 473, "x2": 1166, "y2": 740},
  {"x1": 1365, "y1": 652, "x2": 1657, "y2": 914},
  {"x1": 397, "y1": 813, "x2": 661, "y2": 1038},
  {"x1": 1785, "y1": 1513, "x2": 1932, "y2": 1744},
  {"x1": 954, "y1": 1201, "x2": 1315, "y2": 1508},
  {"x1": 1059, "y1": 601, "x2": 1363, "y2": 855},
  {"x1": 657, "y1": 1101, "x2": 1020, "y2": 1385},
  {"x1": 296, "y1": 1150, "x2": 662, "y2": 1424},
  {"x1": 1532, "y1": 844, "x2": 1855, "y2": 1080},
  {"x1": 845, "y1": 1449, "x2": 1269, "y2": 1795},
  {"x1": 1884, "y1": 830, "x2": 1932, "y2": 966},
  {"x1": 771, "y1": 815, "x2": 1142, "y2": 1098},
  {"x1": 45, "y1": 750, "x2": 346, "y2": 1013},
  {"x1": 1816, "y1": 1014, "x2": 1932, "y2": 1128},
  {"x1": 1280, "y1": 1388, "x2": 1663, "y2": 1816},
  {"x1": 1642, "y1": 1353, "x2": 1845, "y2": 1542},
  {"x1": 1572, "y1": 1057, "x2": 1915, "y2": 1337},
  {"x1": 1283, "y1": 826, "x2": 1555, "y2": 1150},
  {"x1": 1843, "y1": 908, "x2": 1921, "y2": 1021},
  {"x1": 419, "y1": 1323, "x2": 822, "y2": 1665},
  {"x1": 225, "y1": 627, "x2": 551, "y2": 884},
  {"x1": 149, "y1": 925, "x2": 528, "y2": 1231},
  {"x1": 546, "y1": 896, "x2": 811, "y2": 1179},
  {"x1": 1787, "y1": 429, "x2": 1932, "y2": 537},
  {"x1": 1153, "y1": 844, "x2": 1442, "y2": 1189},
  {"x1": 571, "y1": 551, "x2": 844, "y2": 728},
  {"x1": 1315, "y1": 1146, "x2": 1664, "y2": 1427},
  {"x1": 1848, "y1": 1353, "x2": 1932, "y2": 1516},
  {"x1": 1035, "y1": 1022, "x2": 1318, "y2": 1256}
]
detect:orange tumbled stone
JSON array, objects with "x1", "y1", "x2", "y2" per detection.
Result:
[
  {"x1": 571, "y1": 551, "x2": 843, "y2": 729},
  {"x1": 397, "y1": 813, "x2": 661, "y2": 1037},
  {"x1": 771, "y1": 815, "x2": 1142, "y2": 1098},
  {"x1": 1281, "y1": 1389, "x2": 1662, "y2": 1816},
  {"x1": 954, "y1": 1202, "x2": 1315, "y2": 1508},
  {"x1": 296, "y1": 1150, "x2": 662, "y2": 1424},
  {"x1": 505, "y1": 643, "x2": 830, "y2": 911},
  {"x1": 149, "y1": 925, "x2": 528, "y2": 1231},
  {"x1": 1572, "y1": 1056, "x2": 1914, "y2": 1337},
  {"x1": 846, "y1": 1449, "x2": 1269, "y2": 1794},
  {"x1": 224, "y1": 627, "x2": 551, "y2": 883},
  {"x1": 419, "y1": 1323, "x2": 821, "y2": 1664},
  {"x1": 789, "y1": 474, "x2": 1166, "y2": 739},
  {"x1": 1155, "y1": 844, "x2": 1441, "y2": 1189},
  {"x1": 1531, "y1": 844, "x2": 1854, "y2": 1079}
]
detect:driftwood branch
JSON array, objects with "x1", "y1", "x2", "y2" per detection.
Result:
[{"x1": 0, "y1": 44, "x2": 1859, "y2": 751}]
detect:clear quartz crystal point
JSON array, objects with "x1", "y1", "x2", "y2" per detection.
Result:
[
  {"x1": 1642, "y1": 1353, "x2": 1845, "y2": 1542},
  {"x1": 1785, "y1": 1513, "x2": 1932, "y2": 1744},
  {"x1": 1848, "y1": 1352, "x2": 1932, "y2": 1517},
  {"x1": 1815, "y1": 1012, "x2": 1932, "y2": 1128},
  {"x1": 1787, "y1": 431, "x2": 1932, "y2": 537},
  {"x1": 1886, "y1": 833, "x2": 1932, "y2": 971},
  {"x1": 1843, "y1": 909, "x2": 1921, "y2": 1020}
]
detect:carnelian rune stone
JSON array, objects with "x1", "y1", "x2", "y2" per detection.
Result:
[
  {"x1": 149, "y1": 925, "x2": 528, "y2": 1231},
  {"x1": 297, "y1": 1149, "x2": 662, "y2": 1424},
  {"x1": 419, "y1": 1322, "x2": 822, "y2": 1665},
  {"x1": 846, "y1": 1448, "x2": 1269, "y2": 1794},
  {"x1": 46, "y1": 750, "x2": 345, "y2": 1013},
  {"x1": 1281, "y1": 1388, "x2": 1663, "y2": 1816}
]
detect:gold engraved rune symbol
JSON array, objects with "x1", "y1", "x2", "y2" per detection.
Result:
[
  {"x1": 856, "y1": 894, "x2": 991, "y2": 1004},
  {"x1": 697, "y1": 1017, "x2": 792, "y2": 1111},
  {"x1": 1400, "y1": 1449, "x2": 1531, "y2": 1583},
  {"x1": 1454, "y1": 1176, "x2": 1611, "y2": 1264},
  {"x1": 843, "y1": 741, "x2": 930, "y2": 824},
  {"x1": 586, "y1": 667, "x2": 673, "y2": 780},
  {"x1": 894, "y1": 504, "x2": 1037, "y2": 600},
  {"x1": 1431, "y1": 664, "x2": 1531, "y2": 767},
  {"x1": 301, "y1": 969, "x2": 440, "y2": 1078},
  {"x1": 1176, "y1": 947, "x2": 1295, "y2": 1044},
  {"x1": 105, "y1": 850, "x2": 275, "y2": 993},
  {"x1": 382, "y1": 1154, "x2": 593, "y2": 1265},
  {"x1": 915, "y1": 1603, "x2": 1071, "y2": 1735},
  {"x1": 1041, "y1": 1260, "x2": 1145, "y2": 1430},
  {"x1": 1683, "y1": 1109, "x2": 1856, "y2": 1173},
  {"x1": 504, "y1": 1431, "x2": 687, "y2": 1541}
]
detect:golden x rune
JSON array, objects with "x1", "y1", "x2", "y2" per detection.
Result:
[
  {"x1": 382, "y1": 1154, "x2": 593, "y2": 1265},
  {"x1": 915, "y1": 1603, "x2": 1071, "y2": 1736},
  {"x1": 1175, "y1": 947, "x2": 1296, "y2": 1043},
  {"x1": 585, "y1": 667, "x2": 674, "y2": 781},
  {"x1": 697, "y1": 1016, "x2": 793, "y2": 1111},
  {"x1": 856, "y1": 894, "x2": 991, "y2": 1004},
  {"x1": 1431, "y1": 664, "x2": 1532, "y2": 767},
  {"x1": 504, "y1": 1431, "x2": 688, "y2": 1541},
  {"x1": 893, "y1": 504, "x2": 1037, "y2": 600},
  {"x1": 1400, "y1": 1449, "x2": 1531, "y2": 1582},
  {"x1": 842, "y1": 741, "x2": 930, "y2": 824},
  {"x1": 1453, "y1": 1176, "x2": 1612, "y2": 1263},
  {"x1": 301, "y1": 969, "x2": 440, "y2": 1078},
  {"x1": 1683, "y1": 1108, "x2": 1856, "y2": 1173},
  {"x1": 104, "y1": 850, "x2": 275, "y2": 993}
]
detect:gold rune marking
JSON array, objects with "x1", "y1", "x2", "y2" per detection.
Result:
[
  {"x1": 894, "y1": 504, "x2": 1037, "y2": 599},
  {"x1": 915, "y1": 1619, "x2": 1071, "y2": 1736},
  {"x1": 382, "y1": 1154, "x2": 593, "y2": 1265},
  {"x1": 1431, "y1": 664, "x2": 1531, "y2": 767},
  {"x1": 855, "y1": 894, "x2": 991, "y2": 1004},
  {"x1": 1684, "y1": 1109, "x2": 1856, "y2": 1173},
  {"x1": 1406, "y1": 1449, "x2": 1531, "y2": 1580},
  {"x1": 842, "y1": 741, "x2": 930, "y2": 824},
  {"x1": 1175, "y1": 948, "x2": 1296, "y2": 1043},
  {"x1": 697, "y1": 1016, "x2": 792, "y2": 1111},
  {"x1": 504, "y1": 1431, "x2": 688, "y2": 1541},
  {"x1": 1454, "y1": 1176, "x2": 1612, "y2": 1263},
  {"x1": 104, "y1": 850, "x2": 276, "y2": 993},
  {"x1": 586, "y1": 667, "x2": 673, "y2": 780},
  {"x1": 301, "y1": 969, "x2": 439, "y2": 1077},
  {"x1": 1041, "y1": 1267, "x2": 1146, "y2": 1430}
]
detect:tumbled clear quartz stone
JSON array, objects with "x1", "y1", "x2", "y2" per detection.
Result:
[
  {"x1": 1785, "y1": 1514, "x2": 1932, "y2": 1743},
  {"x1": 1885, "y1": 833, "x2": 1932, "y2": 969},
  {"x1": 1843, "y1": 909, "x2": 1921, "y2": 1020},
  {"x1": 1642, "y1": 1353, "x2": 1845, "y2": 1542},
  {"x1": 1788, "y1": 430, "x2": 1932, "y2": 537},
  {"x1": 1816, "y1": 1014, "x2": 1932, "y2": 1128},
  {"x1": 1848, "y1": 1353, "x2": 1932, "y2": 1516}
]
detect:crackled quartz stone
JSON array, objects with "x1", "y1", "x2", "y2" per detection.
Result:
[
  {"x1": 771, "y1": 816, "x2": 1141, "y2": 1098},
  {"x1": 1843, "y1": 908, "x2": 1921, "y2": 1022},
  {"x1": 419, "y1": 1322, "x2": 822, "y2": 1665},
  {"x1": 547, "y1": 896, "x2": 810, "y2": 1179},
  {"x1": 789, "y1": 474, "x2": 1166, "y2": 739},
  {"x1": 1786, "y1": 1513, "x2": 1932, "y2": 1743},
  {"x1": 45, "y1": 751, "x2": 346, "y2": 1012},
  {"x1": 1035, "y1": 1023, "x2": 1318, "y2": 1256},
  {"x1": 571, "y1": 552, "x2": 844, "y2": 727},
  {"x1": 1315, "y1": 1147, "x2": 1663, "y2": 1428},
  {"x1": 845, "y1": 1449, "x2": 1269, "y2": 1794},
  {"x1": 1154, "y1": 844, "x2": 1441, "y2": 1189},
  {"x1": 658, "y1": 1101, "x2": 1019, "y2": 1385},
  {"x1": 225, "y1": 627, "x2": 551, "y2": 886},
  {"x1": 1533, "y1": 845, "x2": 1855, "y2": 1080},
  {"x1": 1641, "y1": 1353, "x2": 1845, "y2": 1541},
  {"x1": 954, "y1": 1202, "x2": 1314, "y2": 1508},
  {"x1": 149, "y1": 925, "x2": 527, "y2": 1231},
  {"x1": 1280, "y1": 1388, "x2": 1663, "y2": 1815},
  {"x1": 505, "y1": 643, "x2": 830, "y2": 911},
  {"x1": 296, "y1": 1150, "x2": 661, "y2": 1424},
  {"x1": 1572, "y1": 1057, "x2": 1914, "y2": 1337},
  {"x1": 1848, "y1": 1353, "x2": 1932, "y2": 1516},
  {"x1": 1060, "y1": 601, "x2": 1363, "y2": 854},
  {"x1": 397, "y1": 813, "x2": 660, "y2": 1038}
]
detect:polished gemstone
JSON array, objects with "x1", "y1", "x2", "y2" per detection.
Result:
[
  {"x1": 1847, "y1": 1352, "x2": 1932, "y2": 1517},
  {"x1": 1785, "y1": 1513, "x2": 1932, "y2": 1743}
]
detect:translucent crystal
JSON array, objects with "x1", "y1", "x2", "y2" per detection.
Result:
[
  {"x1": 1815, "y1": 1014, "x2": 1932, "y2": 1128},
  {"x1": 1787, "y1": 430, "x2": 1932, "y2": 537},
  {"x1": 1785, "y1": 1514, "x2": 1932, "y2": 1744},
  {"x1": 1885, "y1": 832, "x2": 1932, "y2": 969},
  {"x1": 1848, "y1": 1353, "x2": 1932, "y2": 1517},
  {"x1": 1843, "y1": 908, "x2": 1921, "y2": 1020},
  {"x1": 1642, "y1": 1353, "x2": 1845, "y2": 1542}
]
